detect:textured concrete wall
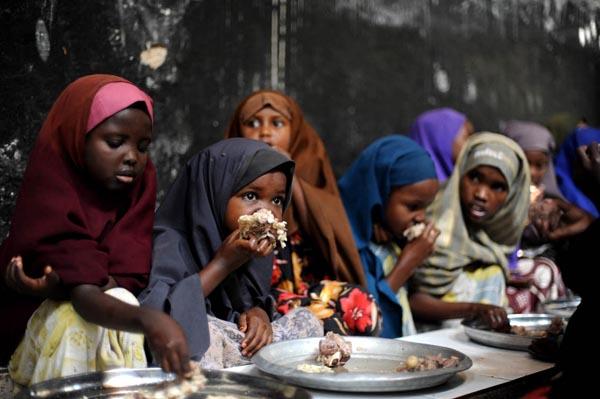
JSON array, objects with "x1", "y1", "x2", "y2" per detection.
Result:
[{"x1": 1, "y1": 0, "x2": 599, "y2": 239}]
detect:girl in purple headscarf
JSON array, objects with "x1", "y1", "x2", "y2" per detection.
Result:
[{"x1": 408, "y1": 108, "x2": 475, "y2": 182}]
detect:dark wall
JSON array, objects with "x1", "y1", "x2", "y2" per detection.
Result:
[{"x1": 1, "y1": 0, "x2": 599, "y2": 239}]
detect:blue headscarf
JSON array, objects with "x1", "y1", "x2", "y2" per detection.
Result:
[
  {"x1": 555, "y1": 127, "x2": 600, "y2": 217},
  {"x1": 339, "y1": 135, "x2": 436, "y2": 337}
]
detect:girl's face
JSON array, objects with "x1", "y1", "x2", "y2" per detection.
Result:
[
  {"x1": 240, "y1": 107, "x2": 292, "y2": 153},
  {"x1": 460, "y1": 165, "x2": 508, "y2": 225},
  {"x1": 225, "y1": 171, "x2": 287, "y2": 233},
  {"x1": 84, "y1": 107, "x2": 152, "y2": 191},
  {"x1": 384, "y1": 179, "x2": 439, "y2": 238},
  {"x1": 525, "y1": 150, "x2": 549, "y2": 186}
]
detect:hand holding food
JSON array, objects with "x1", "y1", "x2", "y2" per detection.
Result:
[{"x1": 238, "y1": 208, "x2": 287, "y2": 248}]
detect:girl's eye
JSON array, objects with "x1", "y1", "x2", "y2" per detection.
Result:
[
  {"x1": 243, "y1": 192, "x2": 258, "y2": 201},
  {"x1": 106, "y1": 138, "x2": 124, "y2": 149},
  {"x1": 246, "y1": 119, "x2": 261, "y2": 129},
  {"x1": 273, "y1": 119, "x2": 285, "y2": 128},
  {"x1": 467, "y1": 171, "x2": 480, "y2": 183},
  {"x1": 138, "y1": 140, "x2": 151, "y2": 153},
  {"x1": 406, "y1": 203, "x2": 420, "y2": 212},
  {"x1": 492, "y1": 183, "x2": 508, "y2": 192},
  {"x1": 272, "y1": 196, "x2": 284, "y2": 207}
]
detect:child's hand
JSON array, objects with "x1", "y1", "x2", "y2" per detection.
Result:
[
  {"x1": 141, "y1": 308, "x2": 192, "y2": 378},
  {"x1": 401, "y1": 222, "x2": 440, "y2": 266},
  {"x1": 4, "y1": 256, "x2": 65, "y2": 299},
  {"x1": 216, "y1": 229, "x2": 275, "y2": 272},
  {"x1": 469, "y1": 303, "x2": 509, "y2": 331},
  {"x1": 238, "y1": 306, "x2": 273, "y2": 357},
  {"x1": 534, "y1": 199, "x2": 594, "y2": 241}
]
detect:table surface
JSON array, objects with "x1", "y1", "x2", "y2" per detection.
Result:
[{"x1": 227, "y1": 327, "x2": 556, "y2": 398}]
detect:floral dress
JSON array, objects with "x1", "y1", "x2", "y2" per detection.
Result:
[{"x1": 272, "y1": 231, "x2": 381, "y2": 336}]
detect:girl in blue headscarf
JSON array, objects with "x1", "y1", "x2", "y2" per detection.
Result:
[
  {"x1": 339, "y1": 136, "x2": 439, "y2": 338},
  {"x1": 555, "y1": 126, "x2": 600, "y2": 217}
]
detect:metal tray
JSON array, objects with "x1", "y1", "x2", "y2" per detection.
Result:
[
  {"x1": 252, "y1": 336, "x2": 472, "y2": 392},
  {"x1": 15, "y1": 367, "x2": 311, "y2": 398},
  {"x1": 541, "y1": 297, "x2": 581, "y2": 319},
  {"x1": 462, "y1": 313, "x2": 561, "y2": 351}
]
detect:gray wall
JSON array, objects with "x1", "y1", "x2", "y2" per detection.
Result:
[{"x1": 1, "y1": 0, "x2": 599, "y2": 239}]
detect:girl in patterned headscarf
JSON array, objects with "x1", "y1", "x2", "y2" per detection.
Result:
[
  {"x1": 410, "y1": 133, "x2": 530, "y2": 329},
  {"x1": 225, "y1": 91, "x2": 380, "y2": 336}
]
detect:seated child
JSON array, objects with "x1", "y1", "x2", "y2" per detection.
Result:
[
  {"x1": 410, "y1": 133, "x2": 530, "y2": 330},
  {"x1": 0, "y1": 74, "x2": 190, "y2": 385},
  {"x1": 139, "y1": 138, "x2": 323, "y2": 368},
  {"x1": 555, "y1": 126, "x2": 600, "y2": 217},
  {"x1": 338, "y1": 135, "x2": 440, "y2": 338},
  {"x1": 225, "y1": 91, "x2": 380, "y2": 336},
  {"x1": 501, "y1": 120, "x2": 567, "y2": 313}
]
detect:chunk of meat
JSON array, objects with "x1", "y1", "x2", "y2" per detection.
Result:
[{"x1": 317, "y1": 332, "x2": 352, "y2": 367}]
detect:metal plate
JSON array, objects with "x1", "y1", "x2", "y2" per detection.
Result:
[
  {"x1": 15, "y1": 368, "x2": 311, "y2": 399},
  {"x1": 541, "y1": 297, "x2": 581, "y2": 319},
  {"x1": 462, "y1": 313, "x2": 561, "y2": 351},
  {"x1": 252, "y1": 336, "x2": 472, "y2": 392}
]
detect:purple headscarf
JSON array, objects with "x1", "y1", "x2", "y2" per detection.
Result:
[
  {"x1": 408, "y1": 108, "x2": 467, "y2": 181},
  {"x1": 500, "y1": 120, "x2": 564, "y2": 199}
]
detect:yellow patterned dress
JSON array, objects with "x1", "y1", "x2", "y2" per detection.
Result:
[{"x1": 9, "y1": 287, "x2": 146, "y2": 386}]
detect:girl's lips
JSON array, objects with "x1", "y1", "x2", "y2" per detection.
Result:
[
  {"x1": 116, "y1": 174, "x2": 134, "y2": 184},
  {"x1": 468, "y1": 204, "x2": 487, "y2": 219}
]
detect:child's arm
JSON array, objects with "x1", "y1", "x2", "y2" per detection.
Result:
[
  {"x1": 198, "y1": 228, "x2": 273, "y2": 297},
  {"x1": 409, "y1": 291, "x2": 509, "y2": 330},
  {"x1": 386, "y1": 222, "x2": 440, "y2": 292},
  {"x1": 70, "y1": 284, "x2": 191, "y2": 376},
  {"x1": 238, "y1": 306, "x2": 273, "y2": 357}
]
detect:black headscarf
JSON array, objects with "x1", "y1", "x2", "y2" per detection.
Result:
[{"x1": 139, "y1": 138, "x2": 294, "y2": 360}]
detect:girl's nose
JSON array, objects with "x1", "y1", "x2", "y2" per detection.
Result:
[
  {"x1": 414, "y1": 210, "x2": 426, "y2": 223},
  {"x1": 474, "y1": 186, "x2": 488, "y2": 201},
  {"x1": 123, "y1": 149, "x2": 139, "y2": 166}
]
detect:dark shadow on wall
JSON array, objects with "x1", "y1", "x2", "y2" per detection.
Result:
[{"x1": 1, "y1": 0, "x2": 599, "y2": 239}]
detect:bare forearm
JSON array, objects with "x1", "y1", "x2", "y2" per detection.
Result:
[
  {"x1": 198, "y1": 257, "x2": 233, "y2": 297},
  {"x1": 409, "y1": 292, "x2": 474, "y2": 321},
  {"x1": 71, "y1": 284, "x2": 146, "y2": 332}
]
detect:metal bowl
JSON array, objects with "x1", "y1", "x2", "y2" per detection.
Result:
[
  {"x1": 252, "y1": 336, "x2": 472, "y2": 392},
  {"x1": 462, "y1": 313, "x2": 562, "y2": 351},
  {"x1": 541, "y1": 297, "x2": 581, "y2": 319},
  {"x1": 16, "y1": 367, "x2": 312, "y2": 398}
]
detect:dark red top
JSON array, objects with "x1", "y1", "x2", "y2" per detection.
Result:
[{"x1": 0, "y1": 74, "x2": 156, "y2": 364}]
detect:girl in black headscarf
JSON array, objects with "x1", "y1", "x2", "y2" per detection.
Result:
[{"x1": 139, "y1": 138, "x2": 322, "y2": 368}]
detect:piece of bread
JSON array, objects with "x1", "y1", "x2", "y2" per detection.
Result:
[
  {"x1": 402, "y1": 222, "x2": 426, "y2": 241},
  {"x1": 238, "y1": 209, "x2": 288, "y2": 248}
]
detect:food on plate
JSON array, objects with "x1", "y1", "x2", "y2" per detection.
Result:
[
  {"x1": 238, "y1": 208, "x2": 287, "y2": 248},
  {"x1": 510, "y1": 316, "x2": 564, "y2": 338},
  {"x1": 317, "y1": 331, "x2": 352, "y2": 367},
  {"x1": 396, "y1": 354, "x2": 460, "y2": 372},
  {"x1": 296, "y1": 363, "x2": 335, "y2": 373},
  {"x1": 125, "y1": 362, "x2": 206, "y2": 399},
  {"x1": 402, "y1": 222, "x2": 426, "y2": 241}
]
